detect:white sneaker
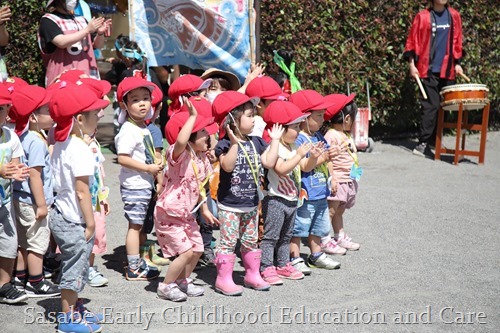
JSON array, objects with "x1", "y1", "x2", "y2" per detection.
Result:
[
  {"x1": 177, "y1": 278, "x2": 205, "y2": 297},
  {"x1": 157, "y1": 282, "x2": 187, "y2": 302},
  {"x1": 88, "y1": 266, "x2": 109, "y2": 287},
  {"x1": 290, "y1": 257, "x2": 312, "y2": 276},
  {"x1": 307, "y1": 253, "x2": 341, "y2": 270}
]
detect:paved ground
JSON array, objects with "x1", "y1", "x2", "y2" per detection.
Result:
[{"x1": 1, "y1": 119, "x2": 499, "y2": 332}]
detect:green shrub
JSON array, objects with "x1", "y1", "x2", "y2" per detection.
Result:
[
  {"x1": 4, "y1": 1, "x2": 45, "y2": 86},
  {"x1": 259, "y1": 0, "x2": 499, "y2": 136}
]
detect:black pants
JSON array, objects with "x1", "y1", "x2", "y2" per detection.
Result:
[{"x1": 419, "y1": 73, "x2": 455, "y2": 144}]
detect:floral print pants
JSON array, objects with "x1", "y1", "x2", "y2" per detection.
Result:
[{"x1": 216, "y1": 208, "x2": 258, "y2": 254}]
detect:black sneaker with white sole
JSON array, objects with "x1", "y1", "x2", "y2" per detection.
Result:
[
  {"x1": 0, "y1": 283, "x2": 29, "y2": 304},
  {"x1": 412, "y1": 142, "x2": 428, "y2": 157},
  {"x1": 25, "y1": 280, "x2": 61, "y2": 298}
]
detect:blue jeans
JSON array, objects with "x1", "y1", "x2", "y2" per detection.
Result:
[
  {"x1": 49, "y1": 208, "x2": 94, "y2": 293},
  {"x1": 293, "y1": 199, "x2": 330, "y2": 238}
]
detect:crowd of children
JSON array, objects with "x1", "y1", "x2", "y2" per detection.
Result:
[{"x1": 0, "y1": 50, "x2": 363, "y2": 333}]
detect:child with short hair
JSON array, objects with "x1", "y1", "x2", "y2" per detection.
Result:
[
  {"x1": 10, "y1": 84, "x2": 61, "y2": 297},
  {"x1": 155, "y1": 97, "x2": 218, "y2": 302},
  {"x1": 0, "y1": 83, "x2": 30, "y2": 305},
  {"x1": 288, "y1": 90, "x2": 340, "y2": 275},
  {"x1": 48, "y1": 81, "x2": 109, "y2": 332},
  {"x1": 246, "y1": 75, "x2": 290, "y2": 137},
  {"x1": 322, "y1": 94, "x2": 361, "y2": 251},
  {"x1": 260, "y1": 101, "x2": 313, "y2": 285},
  {"x1": 212, "y1": 91, "x2": 284, "y2": 296},
  {"x1": 141, "y1": 84, "x2": 170, "y2": 268},
  {"x1": 115, "y1": 76, "x2": 163, "y2": 281}
]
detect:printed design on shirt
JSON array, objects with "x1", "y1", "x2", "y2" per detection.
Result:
[
  {"x1": 277, "y1": 173, "x2": 299, "y2": 198},
  {"x1": 0, "y1": 145, "x2": 13, "y2": 203},
  {"x1": 436, "y1": 23, "x2": 450, "y2": 30},
  {"x1": 143, "y1": 135, "x2": 155, "y2": 165},
  {"x1": 230, "y1": 143, "x2": 262, "y2": 199}
]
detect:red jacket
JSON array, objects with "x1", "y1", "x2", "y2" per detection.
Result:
[{"x1": 404, "y1": 7, "x2": 463, "y2": 80}]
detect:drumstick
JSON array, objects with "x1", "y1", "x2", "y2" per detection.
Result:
[
  {"x1": 459, "y1": 72, "x2": 471, "y2": 82},
  {"x1": 413, "y1": 74, "x2": 428, "y2": 100}
]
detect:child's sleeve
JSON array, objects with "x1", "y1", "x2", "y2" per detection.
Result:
[
  {"x1": 72, "y1": 142, "x2": 95, "y2": 178},
  {"x1": 254, "y1": 136, "x2": 269, "y2": 155},
  {"x1": 214, "y1": 138, "x2": 230, "y2": 158},
  {"x1": 26, "y1": 139, "x2": 47, "y2": 168},
  {"x1": 115, "y1": 125, "x2": 138, "y2": 156},
  {"x1": 10, "y1": 131, "x2": 24, "y2": 159}
]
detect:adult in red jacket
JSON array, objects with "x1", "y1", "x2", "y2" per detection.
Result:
[{"x1": 403, "y1": 0, "x2": 464, "y2": 156}]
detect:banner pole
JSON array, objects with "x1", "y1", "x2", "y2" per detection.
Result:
[
  {"x1": 248, "y1": 0, "x2": 256, "y2": 65},
  {"x1": 129, "y1": 0, "x2": 135, "y2": 40}
]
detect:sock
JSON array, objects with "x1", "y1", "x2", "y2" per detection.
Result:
[
  {"x1": 310, "y1": 252, "x2": 323, "y2": 262},
  {"x1": 290, "y1": 257, "x2": 300, "y2": 262},
  {"x1": 334, "y1": 233, "x2": 344, "y2": 241},
  {"x1": 127, "y1": 254, "x2": 141, "y2": 270},
  {"x1": 175, "y1": 278, "x2": 186, "y2": 285},
  {"x1": 16, "y1": 269, "x2": 27, "y2": 281},
  {"x1": 28, "y1": 274, "x2": 44, "y2": 286},
  {"x1": 321, "y1": 236, "x2": 331, "y2": 244}
]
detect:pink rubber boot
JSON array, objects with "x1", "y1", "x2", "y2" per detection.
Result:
[
  {"x1": 241, "y1": 250, "x2": 271, "y2": 291},
  {"x1": 215, "y1": 253, "x2": 243, "y2": 296}
]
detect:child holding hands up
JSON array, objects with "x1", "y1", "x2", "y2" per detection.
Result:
[
  {"x1": 212, "y1": 91, "x2": 284, "y2": 296},
  {"x1": 155, "y1": 97, "x2": 218, "y2": 302}
]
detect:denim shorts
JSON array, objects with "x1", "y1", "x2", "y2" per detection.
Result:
[
  {"x1": 293, "y1": 199, "x2": 331, "y2": 238},
  {"x1": 0, "y1": 204, "x2": 18, "y2": 259},
  {"x1": 49, "y1": 208, "x2": 94, "y2": 293}
]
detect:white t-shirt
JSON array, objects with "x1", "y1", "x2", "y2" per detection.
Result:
[
  {"x1": 51, "y1": 136, "x2": 95, "y2": 224},
  {"x1": 267, "y1": 143, "x2": 300, "y2": 202},
  {"x1": 250, "y1": 115, "x2": 266, "y2": 137},
  {"x1": 0, "y1": 127, "x2": 24, "y2": 206},
  {"x1": 115, "y1": 121, "x2": 154, "y2": 189}
]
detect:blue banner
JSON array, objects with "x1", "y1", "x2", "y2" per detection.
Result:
[{"x1": 130, "y1": 0, "x2": 253, "y2": 82}]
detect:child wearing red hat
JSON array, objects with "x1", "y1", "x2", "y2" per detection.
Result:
[
  {"x1": 259, "y1": 101, "x2": 315, "y2": 285},
  {"x1": 0, "y1": 84, "x2": 30, "y2": 305},
  {"x1": 167, "y1": 74, "x2": 212, "y2": 116},
  {"x1": 141, "y1": 84, "x2": 171, "y2": 268},
  {"x1": 115, "y1": 77, "x2": 162, "y2": 281},
  {"x1": 288, "y1": 90, "x2": 341, "y2": 275},
  {"x1": 245, "y1": 76, "x2": 290, "y2": 137},
  {"x1": 322, "y1": 94, "x2": 362, "y2": 252},
  {"x1": 155, "y1": 98, "x2": 218, "y2": 302},
  {"x1": 9, "y1": 84, "x2": 61, "y2": 298},
  {"x1": 212, "y1": 91, "x2": 284, "y2": 296},
  {"x1": 48, "y1": 81, "x2": 109, "y2": 332}
]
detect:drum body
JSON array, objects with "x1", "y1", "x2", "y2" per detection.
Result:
[{"x1": 440, "y1": 84, "x2": 489, "y2": 111}]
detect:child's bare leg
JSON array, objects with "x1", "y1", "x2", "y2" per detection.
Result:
[
  {"x1": 126, "y1": 223, "x2": 142, "y2": 256},
  {"x1": 61, "y1": 289, "x2": 78, "y2": 313},
  {"x1": 290, "y1": 237, "x2": 301, "y2": 258},
  {"x1": 0, "y1": 257, "x2": 15, "y2": 285},
  {"x1": 163, "y1": 250, "x2": 194, "y2": 284},
  {"x1": 332, "y1": 205, "x2": 346, "y2": 235},
  {"x1": 308, "y1": 234, "x2": 322, "y2": 254},
  {"x1": 16, "y1": 249, "x2": 27, "y2": 272},
  {"x1": 181, "y1": 251, "x2": 202, "y2": 279}
]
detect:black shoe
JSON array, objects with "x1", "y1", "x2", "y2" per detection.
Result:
[
  {"x1": 0, "y1": 283, "x2": 29, "y2": 304},
  {"x1": 25, "y1": 280, "x2": 61, "y2": 298},
  {"x1": 13, "y1": 277, "x2": 26, "y2": 292},
  {"x1": 198, "y1": 248, "x2": 216, "y2": 267},
  {"x1": 412, "y1": 142, "x2": 428, "y2": 157},
  {"x1": 43, "y1": 255, "x2": 61, "y2": 278}
]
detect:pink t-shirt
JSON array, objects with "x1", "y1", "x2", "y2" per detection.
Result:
[
  {"x1": 324, "y1": 129, "x2": 357, "y2": 183},
  {"x1": 155, "y1": 145, "x2": 212, "y2": 219}
]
